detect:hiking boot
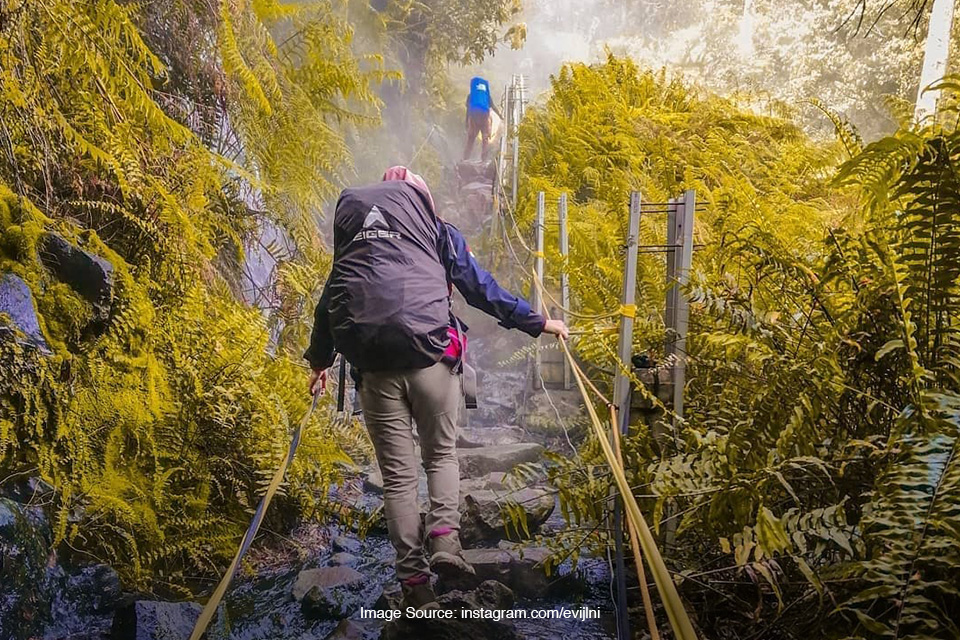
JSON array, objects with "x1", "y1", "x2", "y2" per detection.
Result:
[
  {"x1": 428, "y1": 529, "x2": 476, "y2": 583},
  {"x1": 401, "y1": 575, "x2": 439, "y2": 610}
]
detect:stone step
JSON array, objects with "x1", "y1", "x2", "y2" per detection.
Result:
[
  {"x1": 292, "y1": 566, "x2": 367, "y2": 621},
  {"x1": 457, "y1": 425, "x2": 526, "y2": 448},
  {"x1": 292, "y1": 566, "x2": 364, "y2": 601},
  {"x1": 460, "y1": 487, "x2": 556, "y2": 546},
  {"x1": 458, "y1": 443, "x2": 543, "y2": 478},
  {"x1": 459, "y1": 472, "x2": 510, "y2": 496},
  {"x1": 435, "y1": 545, "x2": 586, "y2": 599}
]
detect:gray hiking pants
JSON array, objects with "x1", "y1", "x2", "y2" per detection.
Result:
[{"x1": 358, "y1": 361, "x2": 461, "y2": 581}]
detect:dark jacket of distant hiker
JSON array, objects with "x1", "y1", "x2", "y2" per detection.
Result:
[{"x1": 304, "y1": 180, "x2": 544, "y2": 372}]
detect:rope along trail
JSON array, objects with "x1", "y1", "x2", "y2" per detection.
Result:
[
  {"x1": 499, "y1": 166, "x2": 692, "y2": 639},
  {"x1": 189, "y1": 387, "x2": 323, "y2": 639},
  {"x1": 187, "y1": 171, "x2": 696, "y2": 639},
  {"x1": 529, "y1": 266, "x2": 697, "y2": 640}
]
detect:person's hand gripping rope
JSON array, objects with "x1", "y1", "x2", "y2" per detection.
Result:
[
  {"x1": 308, "y1": 367, "x2": 327, "y2": 396},
  {"x1": 542, "y1": 318, "x2": 569, "y2": 340}
]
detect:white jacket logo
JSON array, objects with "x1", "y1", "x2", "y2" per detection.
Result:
[
  {"x1": 363, "y1": 206, "x2": 386, "y2": 228},
  {"x1": 354, "y1": 205, "x2": 400, "y2": 242}
]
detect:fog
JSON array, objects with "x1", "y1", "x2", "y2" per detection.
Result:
[{"x1": 453, "y1": 0, "x2": 928, "y2": 139}]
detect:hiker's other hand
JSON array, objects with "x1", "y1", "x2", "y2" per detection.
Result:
[
  {"x1": 543, "y1": 319, "x2": 570, "y2": 340},
  {"x1": 309, "y1": 368, "x2": 327, "y2": 396}
]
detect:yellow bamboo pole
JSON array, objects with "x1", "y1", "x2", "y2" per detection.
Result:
[
  {"x1": 561, "y1": 334, "x2": 697, "y2": 639},
  {"x1": 531, "y1": 268, "x2": 697, "y2": 640},
  {"x1": 609, "y1": 403, "x2": 661, "y2": 640}
]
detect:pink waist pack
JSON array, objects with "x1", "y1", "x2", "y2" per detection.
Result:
[
  {"x1": 441, "y1": 323, "x2": 477, "y2": 409},
  {"x1": 442, "y1": 325, "x2": 466, "y2": 362}
]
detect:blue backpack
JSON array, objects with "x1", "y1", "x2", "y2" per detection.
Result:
[{"x1": 468, "y1": 76, "x2": 491, "y2": 113}]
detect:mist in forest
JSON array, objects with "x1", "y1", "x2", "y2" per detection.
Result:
[{"x1": 456, "y1": 0, "x2": 930, "y2": 140}]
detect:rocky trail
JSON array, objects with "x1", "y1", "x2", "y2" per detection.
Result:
[{"x1": 0, "y1": 161, "x2": 616, "y2": 640}]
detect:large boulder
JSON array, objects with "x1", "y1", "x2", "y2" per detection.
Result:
[
  {"x1": 0, "y1": 475, "x2": 55, "y2": 503},
  {"x1": 437, "y1": 579, "x2": 515, "y2": 610},
  {"x1": 302, "y1": 583, "x2": 362, "y2": 620},
  {"x1": 332, "y1": 535, "x2": 361, "y2": 554},
  {"x1": 456, "y1": 160, "x2": 497, "y2": 185},
  {"x1": 459, "y1": 487, "x2": 555, "y2": 545},
  {"x1": 111, "y1": 601, "x2": 201, "y2": 640},
  {"x1": 46, "y1": 563, "x2": 123, "y2": 638},
  {"x1": 457, "y1": 425, "x2": 526, "y2": 449},
  {"x1": 459, "y1": 472, "x2": 509, "y2": 497},
  {"x1": 329, "y1": 552, "x2": 360, "y2": 568},
  {"x1": 438, "y1": 545, "x2": 585, "y2": 599},
  {"x1": 458, "y1": 443, "x2": 543, "y2": 478},
  {"x1": 0, "y1": 273, "x2": 50, "y2": 352},
  {"x1": 39, "y1": 232, "x2": 114, "y2": 326},
  {"x1": 292, "y1": 566, "x2": 364, "y2": 601},
  {"x1": 293, "y1": 566, "x2": 366, "y2": 620}
]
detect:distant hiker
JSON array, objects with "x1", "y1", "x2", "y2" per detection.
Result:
[
  {"x1": 463, "y1": 76, "x2": 496, "y2": 161},
  {"x1": 304, "y1": 166, "x2": 568, "y2": 610}
]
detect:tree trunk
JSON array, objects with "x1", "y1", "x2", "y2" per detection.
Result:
[
  {"x1": 737, "y1": 0, "x2": 756, "y2": 58},
  {"x1": 915, "y1": 0, "x2": 956, "y2": 121}
]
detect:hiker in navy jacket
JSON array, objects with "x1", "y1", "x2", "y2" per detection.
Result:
[
  {"x1": 305, "y1": 167, "x2": 567, "y2": 610},
  {"x1": 303, "y1": 212, "x2": 546, "y2": 371}
]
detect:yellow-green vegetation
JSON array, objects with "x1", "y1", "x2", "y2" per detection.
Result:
[
  {"x1": 0, "y1": 0, "x2": 531, "y2": 600},
  {"x1": 516, "y1": 56, "x2": 960, "y2": 639},
  {"x1": 515, "y1": 54, "x2": 846, "y2": 368},
  {"x1": 0, "y1": 0, "x2": 380, "y2": 594}
]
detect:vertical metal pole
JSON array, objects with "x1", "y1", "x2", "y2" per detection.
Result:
[
  {"x1": 559, "y1": 193, "x2": 571, "y2": 389},
  {"x1": 611, "y1": 191, "x2": 641, "y2": 640},
  {"x1": 518, "y1": 74, "x2": 527, "y2": 120},
  {"x1": 613, "y1": 191, "x2": 641, "y2": 413},
  {"x1": 661, "y1": 191, "x2": 695, "y2": 555},
  {"x1": 661, "y1": 196, "x2": 681, "y2": 553},
  {"x1": 510, "y1": 77, "x2": 520, "y2": 210},
  {"x1": 665, "y1": 197, "x2": 678, "y2": 337},
  {"x1": 532, "y1": 191, "x2": 545, "y2": 389},
  {"x1": 672, "y1": 190, "x2": 695, "y2": 429}
]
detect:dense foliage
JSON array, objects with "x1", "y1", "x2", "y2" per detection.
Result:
[
  {"x1": 515, "y1": 56, "x2": 960, "y2": 639},
  {"x1": 0, "y1": 0, "x2": 384, "y2": 594},
  {"x1": 0, "y1": 0, "x2": 531, "y2": 600}
]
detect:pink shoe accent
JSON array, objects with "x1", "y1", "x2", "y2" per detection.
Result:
[
  {"x1": 402, "y1": 573, "x2": 431, "y2": 586},
  {"x1": 429, "y1": 527, "x2": 454, "y2": 538}
]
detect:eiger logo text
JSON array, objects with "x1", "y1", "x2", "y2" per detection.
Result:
[{"x1": 353, "y1": 205, "x2": 400, "y2": 242}]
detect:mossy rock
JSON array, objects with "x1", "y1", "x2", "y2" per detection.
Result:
[{"x1": 0, "y1": 273, "x2": 51, "y2": 353}]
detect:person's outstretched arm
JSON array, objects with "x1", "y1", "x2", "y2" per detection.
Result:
[
  {"x1": 439, "y1": 222, "x2": 568, "y2": 339},
  {"x1": 303, "y1": 281, "x2": 336, "y2": 393}
]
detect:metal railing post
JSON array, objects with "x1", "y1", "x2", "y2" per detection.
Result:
[
  {"x1": 672, "y1": 190, "x2": 695, "y2": 429},
  {"x1": 510, "y1": 76, "x2": 521, "y2": 210},
  {"x1": 559, "y1": 193, "x2": 571, "y2": 389},
  {"x1": 611, "y1": 191, "x2": 642, "y2": 640},
  {"x1": 532, "y1": 191, "x2": 545, "y2": 388},
  {"x1": 613, "y1": 191, "x2": 641, "y2": 413}
]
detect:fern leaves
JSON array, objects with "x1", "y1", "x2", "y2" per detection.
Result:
[{"x1": 0, "y1": 0, "x2": 384, "y2": 594}]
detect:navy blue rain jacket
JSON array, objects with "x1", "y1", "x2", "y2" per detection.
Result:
[{"x1": 304, "y1": 220, "x2": 544, "y2": 371}]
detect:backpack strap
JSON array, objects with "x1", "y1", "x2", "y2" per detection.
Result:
[{"x1": 439, "y1": 221, "x2": 465, "y2": 375}]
